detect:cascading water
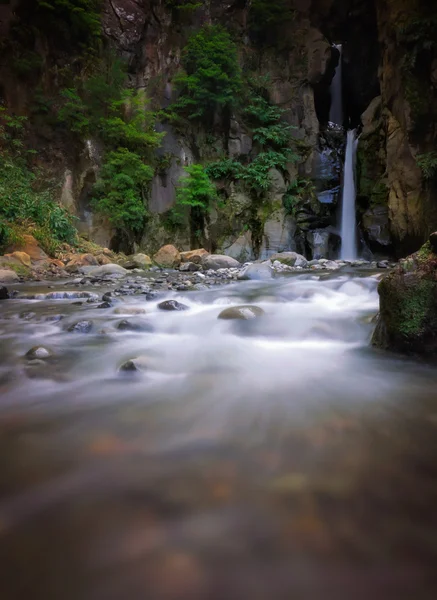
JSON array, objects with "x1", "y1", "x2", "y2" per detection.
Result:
[
  {"x1": 329, "y1": 44, "x2": 343, "y2": 125},
  {"x1": 340, "y1": 129, "x2": 358, "y2": 260}
]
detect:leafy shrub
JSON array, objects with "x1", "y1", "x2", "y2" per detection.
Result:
[
  {"x1": 91, "y1": 148, "x2": 153, "y2": 239},
  {"x1": 417, "y1": 151, "x2": 437, "y2": 179},
  {"x1": 170, "y1": 25, "x2": 242, "y2": 121},
  {"x1": 0, "y1": 158, "x2": 77, "y2": 252},
  {"x1": 175, "y1": 164, "x2": 217, "y2": 209}
]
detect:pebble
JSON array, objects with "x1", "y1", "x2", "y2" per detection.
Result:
[{"x1": 25, "y1": 346, "x2": 52, "y2": 359}]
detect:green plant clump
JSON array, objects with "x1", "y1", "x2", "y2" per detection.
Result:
[
  {"x1": 58, "y1": 56, "x2": 164, "y2": 247},
  {"x1": 417, "y1": 151, "x2": 437, "y2": 179},
  {"x1": 170, "y1": 25, "x2": 242, "y2": 122}
]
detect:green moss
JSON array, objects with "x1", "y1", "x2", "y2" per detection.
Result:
[
  {"x1": 4, "y1": 262, "x2": 31, "y2": 277},
  {"x1": 417, "y1": 241, "x2": 433, "y2": 261},
  {"x1": 379, "y1": 275, "x2": 436, "y2": 338}
]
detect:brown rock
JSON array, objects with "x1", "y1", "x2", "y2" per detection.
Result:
[
  {"x1": 180, "y1": 249, "x2": 209, "y2": 264},
  {"x1": 5, "y1": 251, "x2": 31, "y2": 267},
  {"x1": 6, "y1": 234, "x2": 47, "y2": 262},
  {"x1": 96, "y1": 254, "x2": 113, "y2": 265},
  {"x1": 65, "y1": 253, "x2": 99, "y2": 272},
  {"x1": 153, "y1": 245, "x2": 181, "y2": 268}
]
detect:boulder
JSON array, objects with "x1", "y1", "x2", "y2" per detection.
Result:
[
  {"x1": 5, "y1": 251, "x2": 31, "y2": 267},
  {"x1": 202, "y1": 254, "x2": 241, "y2": 270},
  {"x1": 179, "y1": 262, "x2": 201, "y2": 272},
  {"x1": 87, "y1": 264, "x2": 128, "y2": 277},
  {"x1": 25, "y1": 346, "x2": 52, "y2": 359},
  {"x1": 237, "y1": 262, "x2": 274, "y2": 281},
  {"x1": 362, "y1": 206, "x2": 391, "y2": 248},
  {"x1": 218, "y1": 305, "x2": 265, "y2": 320},
  {"x1": 116, "y1": 319, "x2": 154, "y2": 332},
  {"x1": 269, "y1": 252, "x2": 308, "y2": 268},
  {"x1": 96, "y1": 254, "x2": 113, "y2": 265},
  {"x1": 158, "y1": 300, "x2": 189, "y2": 311},
  {"x1": 372, "y1": 240, "x2": 437, "y2": 354},
  {"x1": 119, "y1": 356, "x2": 149, "y2": 373},
  {"x1": 68, "y1": 320, "x2": 93, "y2": 333},
  {"x1": 130, "y1": 253, "x2": 152, "y2": 269},
  {"x1": 0, "y1": 286, "x2": 9, "y2": 300},
  {"x1": 65, "y1": 253, "x2": 99, "y2": 272},
  {"x1": 0, "y1": 269, "x2": 19, "y2": 283},
  {"x1": 6, "y1": 234, "x2": 47, "y2": 262},
  {"x1": 180, "y1": 249, "x2": 209, "y2": 264},
  {"x1": 153, "y1": 245, "x2": 181, "y2": 268}
]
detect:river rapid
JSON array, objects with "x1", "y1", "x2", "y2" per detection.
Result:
[{"x1": 1, "y1": 270, "x2": 437, "y2": 599}]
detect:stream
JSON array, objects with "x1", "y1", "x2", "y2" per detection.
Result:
[{"x1": 1, "y1": 270, "x2": 437, "y2": 599}]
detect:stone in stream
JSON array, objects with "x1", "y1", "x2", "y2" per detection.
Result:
[
  {"x1": 68, "y1": 320, "x2": 93, "y2": 333},
  {"x1": 97, "y1": 302, "x2": 111, "y2": 309},
  {"x1": 86, "y1": 264, "x2": 128, "y2": 277},
  {"x1": 237, "y1": 262, "x2": 274, "y2": 281},
  {"x1": 179, "y1": 262, "x2": 201, "y2": 272},
  {"x1": 119, "y1": 356, "x2": 149, "y2": 373},
  {"x1": 269, "y1": 252, "x2": 308, "y2": 268},
  {"x1": 116, "y1": 319, "x2": 154, "y2": 332},
  {"x1": 158, "y1": 300, "x2": 189, "y2": 311},
  {"x1": 0, "y1": 269, "x2": 19, "y2": 283},
  {"x1": 25, "y1": 346, "x2": 52, "y2": 359},
  {"x1": 113, "y1": 307, "x2": 146, "y2": 315},
  {"x1": 0, "y1": 286, "x2": 9, "y2": 300},
  {"x1": 19, "y1": 311, "x2": 36, "y2": 320},
  {"x1": 218, "y1": 305, "x2": 265, "y2": 320},
  {"x1": 45, "y1": 314, "x2": 64, "y2": 322},
  {"x1": 202, "y1": 254, "x2": 241, "y2": 270}
]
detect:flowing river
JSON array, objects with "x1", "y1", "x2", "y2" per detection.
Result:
[{"x1": 1, "y1": 270, "x2": 437, "y2": 599}]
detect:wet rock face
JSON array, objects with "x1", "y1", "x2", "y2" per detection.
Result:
[{"x1": 372, "y1": 239, "x2": 437, "y2": 354}]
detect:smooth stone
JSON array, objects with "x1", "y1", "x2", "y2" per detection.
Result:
[
  {"x1": 97, "y1": 302, "x2": 111, "y2": 309},
  {"x1": 238, "y1": 262, "x2": 273, "y2": 281},
  {"x1": 269, "y1": 252, "x2": 308, "y2": 268},
  {"x1": 20, "y1": 311, "x2": 36, "y2": 320},
  {"x1": 119, "y1": 356, "x2": 149, "y2": 373},
  {"x1": 179, "y1": 262, "x2": 201, "y2": 272},
  {"x1": 114, "y1": 307, "x2": 146, "y2": 315},
  {"x1": 180, "y1": 249, "x2": 209, "y2": 264},
  {"x1": 87, "y1": 264, "x2": 128, "y2": 277},
  {"x1": 130, "y1": 253, "x2": 153, "y2": 269},
  {"x1": 0, "y1": 286, "x2": 9, "y2": 300},
  {"x1": 202, "y1": 254, "x2": 241, "y2": 270},
  {"x1": 0, "y1": 269, "x2": 19, "y2": 283},
  {"x1": 116, "y1": 319, "x2": 154, "y2": 332},
  {"x1": 158, "y1": 300, "x2": 189, "y2": 311},
  {"x1": 45, "y1": 314, "x2": 64, "y2": 322},
  {"x1": 218, "y1": 305, "x2": 265, "y2": 320},
  {"x1": 68, "y1": 320, "x2": 93, "y2": 333},
  {"x1": 25, "y1": 346, "x2": 52, "y2": 359}
]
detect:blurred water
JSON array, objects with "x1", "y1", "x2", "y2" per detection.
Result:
[{"x1": 1, "y1": 272, "x2": 437, "y2": 599}]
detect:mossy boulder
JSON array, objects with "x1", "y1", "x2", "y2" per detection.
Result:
[{"x1": 372, "y1": 239, "x2": 437, "y2": 353}]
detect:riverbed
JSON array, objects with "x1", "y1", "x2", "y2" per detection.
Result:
[{"x1": 1, "y1": 270, "x2": 437, "y2": 599}]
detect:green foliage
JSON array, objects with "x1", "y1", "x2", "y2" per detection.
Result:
[
  {"x1": 58, "y1": 56, "x2": 164, "y2": 244},
  {"x1": 35, "y1": 0, "x2": 101, "y2": 47},
  {"x1": 206, "y1": 158, "x2": 243, "y2": 180},
  {"x1": 248, "y1": 0, "x2": 296, "y2": 46},
  {"x1": 283, "y1": 178, "x2": 314, "y2": 215},
  {"x1": 165, "y1": 0, "x2": 202, "y2": 12},
  {"x1": 0, "y1": 106, "x2": 28, "y2": 155},
  {"x1": 175, "y1": 164, "x2": 217, "y2": 209},
  {"x1": 0, "y1": 158, "x2": 77, "y2": 252},
  {"x1": 417, "y1": 151, "x2": 437, "y2": 179},
  {"x1": 91, "y1": 148, "x2": 153, "y2": 237},
  {"x1": 170, "y1": 25, "x2": 242, "y2": 121}
]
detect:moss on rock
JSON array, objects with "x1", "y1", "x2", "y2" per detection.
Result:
[{"x1": 372, "y1": 238, "x2": 437, "y2": 353}]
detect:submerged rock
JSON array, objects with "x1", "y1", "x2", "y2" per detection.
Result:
[
  {"x1": 119, "y1": 356, "x2": 149, "y2": 373},
  {"x1": 0, "y1": 286, "x2": 9, "y2": 300},
  {"x1": 68, "y1": 320, "x2": 93, "y2": 333},
  {"x1": 158, "y1": 300, "x2": 189, "y2": 311},
  {"x1": 372, "y1": 239, "x2": 437, "y2": 354},
  {"x1": 116, "y1": 319, "x2": 154, "y2": 332},
  {"x1": 25, "y1": 346, "x2": 52, "y2": 359},
  {"x1": 218, "y1": 305, "x2": 265, "y2": 320}
]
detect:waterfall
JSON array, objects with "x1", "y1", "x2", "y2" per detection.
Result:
[
  {"x1": 340, "y1": 129, "x2": 358, "y2": 260},
  {"x1": 329, "y1": 44, "x2": 343, "y2": 126}
]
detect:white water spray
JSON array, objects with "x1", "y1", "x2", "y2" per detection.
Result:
[
  {"x1": 329, "y1": 44, "x2": 343, "y2": 125},
  {"x1": 340, "y1": 130, "x2": 358, "y2": 260}
]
